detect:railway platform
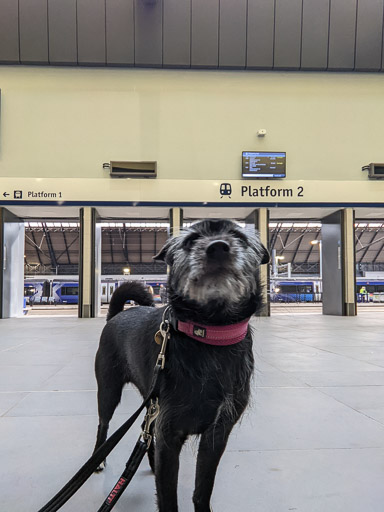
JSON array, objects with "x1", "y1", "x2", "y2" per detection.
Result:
[{"x1": 1, "y1": 313, "x2": 384, "y2": 511}]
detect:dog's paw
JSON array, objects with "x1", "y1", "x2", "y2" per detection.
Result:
[{"x1": 94, "y1": 461, "x2": 106, "y2": 473}]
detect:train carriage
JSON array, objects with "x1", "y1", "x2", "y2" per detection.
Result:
[
  {"x1": 271, "y1": 278, "x2": 384, "y2": 304},
  {"x1": 24, "y1": 276, "x2": 167, "y2": 305}
]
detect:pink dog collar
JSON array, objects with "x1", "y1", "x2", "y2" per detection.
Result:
[{"x1": 176, "y1": 318, "x2": 250, "y2": 346}]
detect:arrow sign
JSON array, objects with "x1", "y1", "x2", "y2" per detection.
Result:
[{"x1": 3, "y1": 192, "x2": 9, "y2": 197}]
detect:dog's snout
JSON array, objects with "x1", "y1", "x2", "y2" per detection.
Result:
[{"x1": 206, "y1": 240, "x2": 230, "y2": 260}]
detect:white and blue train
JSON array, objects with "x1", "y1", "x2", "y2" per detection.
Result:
[
  {"x1": 24, "y1": 276, "x2": 384, "y2": 306},
  {"x1": 24, "y1": 275, "x2": 167, "y2": 305},
  {"x1": 270, "y1": 277, "x2": 384, "y2": 303}
]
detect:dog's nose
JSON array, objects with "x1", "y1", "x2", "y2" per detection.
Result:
[{"x1": 206, "y1": 240, "x2": 230, "y2": 261}]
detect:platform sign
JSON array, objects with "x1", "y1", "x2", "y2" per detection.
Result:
[{"x1": 0, "y1": 178, "x2": 383, "y2": 206}]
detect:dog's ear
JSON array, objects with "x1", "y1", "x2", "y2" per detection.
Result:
[
  {"x1": 153, "y1": 237, "x2": 174, "y2": 265},
  {"x1": 260, "y1": 245, "x2": 270, "y2": 265}
]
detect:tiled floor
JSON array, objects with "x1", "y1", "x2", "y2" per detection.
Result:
[{"x1": 1, "y1": 312, "x2": 384, "y2": 511}]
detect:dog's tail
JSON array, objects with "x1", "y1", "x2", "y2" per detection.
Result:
[{"x1": 107, "y1": 281, "x2": 155, "y2": 321}]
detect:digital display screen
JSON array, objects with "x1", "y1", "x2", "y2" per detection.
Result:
[{"x1": 242, "y1": 151, "x2": 286, "y2": 178}]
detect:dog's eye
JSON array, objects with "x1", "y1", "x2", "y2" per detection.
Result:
[
  {"x1": 183, "y1": 234, "x2": 200, "y2": 249},
  {"x1": 230, "y1": 230, "x2": 248, "y2": 247}
]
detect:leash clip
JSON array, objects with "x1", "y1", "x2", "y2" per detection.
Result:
[
  {"x1": 156, "y1": 308, "x2": 171, "y2": 370},
  {"x1": 141, "y1": 399, "x2": 160, "y2": 447},
  {"x1": 156, "y1": 328, "x2": 169, "y2": 370}
]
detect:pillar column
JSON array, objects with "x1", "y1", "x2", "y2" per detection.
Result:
[
  {"x1": 0, "y1": 208, "x2": 25, "y2": 318},
  {"x1": 342, "y1": 208, "x2": 357, "y2": 316},
  {"x1": 78, "y1": 207, "x2": 101, "y2": 318},
  {"x1": 245, "y1": 208, "x2": 270, "y2": 316},
  {"x1": 322, "y1": 209, "x2": 356, "y2": 316},
  {"x1": 169, "y1": 207, "x2": 183, "y2": 237}
]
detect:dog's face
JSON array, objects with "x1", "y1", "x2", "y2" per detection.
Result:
[{"x1": 154, "y1": 219, "x2": 269, "y2": 306}]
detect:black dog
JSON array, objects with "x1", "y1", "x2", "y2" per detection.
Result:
[{"x1": 93, "y1": 219, "x2": 269, "y2": 511}]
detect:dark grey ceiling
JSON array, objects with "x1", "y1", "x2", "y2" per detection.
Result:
[{"x1": 1, "y1": 0, "x2": 383, "y2": 71}]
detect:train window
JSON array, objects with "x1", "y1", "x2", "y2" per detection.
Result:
[
  {"x1": 299, "y1": 285, "x2": 313, "y2": 294},
  {"x1": 357, "y1": 283, "x2": 384, "y2": 294},
  {"x1": 280, "y1": 285, "x2": 297, "y2": 293},
  {"x1": 102, "y1": 286, "x2": 107, "y2": 295},
  {"x1": 61, "y1": 286, "x2": 78, "y2": 295},
  {"x1": 279, "y1": 284, "x2": 313, "y2": 294}
]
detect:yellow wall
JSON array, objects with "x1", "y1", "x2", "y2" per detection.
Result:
[{"x1": 1, "y1": 66, "x2": 383, "y2": 181}]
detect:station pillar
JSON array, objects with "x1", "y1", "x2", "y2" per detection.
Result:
[
  {"x1": 342, "y1": 208, "x2": 357, "y2": 316},
  {"x1": 78, "y1": 207, "x2": 101, "y2": 318},
  {"x1": 322, "y1": 208, "x2": 356, "y2": 316},
  {"x1": 0, "y1": 208, "x2": 25, "y2": 318},
  {"x1": 245, "y1": 208, "x2": 270, "y2": 316},
  {"x1": 169, "y1": 207, "x2": 183, "y2": 237}
]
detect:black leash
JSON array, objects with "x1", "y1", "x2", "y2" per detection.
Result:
[
  {"x1": 37, "y1": 311, "x2": 170, "y2": 512},
  {"x1": 97, "y1": 439, "x2": 149, "y2": 511},
  {"x1": 96, "y1": 399, "x2": 160, "y2": 511},
  {"x1": 37, "y1": 368, "x2": 159, "y2": 512}
]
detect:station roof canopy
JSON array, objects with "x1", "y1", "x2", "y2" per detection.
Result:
[{"x1": 23, "y1": 219, "x2": 384, "y2": 276}]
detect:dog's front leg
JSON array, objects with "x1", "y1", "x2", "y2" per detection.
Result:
[
  {"x1": 192, "y1": 423, "x2": 233, "y2": 512},
  {"x1": 155, "y1": 430, "x2": 186, "y2": 512}
]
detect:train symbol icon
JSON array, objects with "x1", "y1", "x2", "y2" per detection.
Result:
[
  {"x1": 220, "y1": 183, "x2": 232, "y2": 198},
  {"x1": 14, "y1": 190, "x2": 23, "y2": 199}
]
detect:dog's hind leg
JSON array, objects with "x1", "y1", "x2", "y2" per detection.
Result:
[
  {"x1": 192, "y1": 422, "x2": 234, "y2": 512},
  {"x1": 93, "y1": 351, "x2": 126, "y2": 471}
]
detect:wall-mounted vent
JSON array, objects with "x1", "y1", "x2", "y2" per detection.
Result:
[
  {"x1": 109, "y1": 161, "x2": 157, "y2": 178},
  {"x1": 362, "y1": 163, "x2": 384, "y2": 180}
]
